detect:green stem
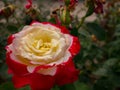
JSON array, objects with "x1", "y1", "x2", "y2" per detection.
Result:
[{"x1": 77, "y1": 16, "x2": 86, "y2": 29}]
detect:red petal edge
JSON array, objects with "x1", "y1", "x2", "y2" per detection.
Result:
[
  {"x1": 30, "y1": 21, "x2": 70, "y2": 34},
  {"x1": 69, "y1": 36, "x2": 81, "y2": 56},
  {"x1": 6, "y1": 48, "x2": 28, "y2": 75},
  {"x1": 7, "y1": 34, "x2": 15, "y2": 45}
]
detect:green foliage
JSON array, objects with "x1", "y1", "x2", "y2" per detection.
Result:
[
  {"x1": 0, "y1": 82, "x2": 30, "y2": 90},
  {"x1": 85, "y1": 22, "x2": 106, "y2": 41},
  {"x1": 0, "y1": 82, "x2": 15, "y2": 90},
  {"x1": 74, "y1": 81, "x2": 91, "y2": 90}
]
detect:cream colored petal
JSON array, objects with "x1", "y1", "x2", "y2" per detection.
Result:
[
  {"x1": 27, "y1": 65, "x2": 37, "y2": 73},
  {"x1": 37, "y1": 66, "x2": 57, "y2": 76}
]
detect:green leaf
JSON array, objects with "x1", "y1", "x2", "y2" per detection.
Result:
[
  {"x1": 74, "y1": 81, "x2": 91, "y2": 90},
  {"x1": 93, "y1": 77, "x2": 114, "y2": 90},
  {"x1": 60, "y1": 84, "x2": 76, "y2": 90},
  {"x1": 0, "y1": 82, "x2": 15, "y2": 90},
  {"x1": 86, "y1": 22, "x2": 106, "y2": 40},
  {"x1": 114, "y1": 24, "x2": 120, "y2": 37},
  {"x1": 0, "y1": 82, "x2": 30, "y2": 90},
  {"x1": 0, "y1": 63, "x2": 11, "y2": 80},
  {"x1": 93, "y1": 68, "x2": 108, "y2": 77},
  {"x1": 7, "y1": 25, "x2": 18, "y2": 33},
  {"x1": 49, "y1": 18, "x2": 56, "y2": 24},
  {"x1": 110, "y1": 74, "x2": 120, "y2": 87},
  {"x1": 52, "y1": 86, "x2": 60, "y2": 90},
  {"x1": 70, "y1": 27, "x2": 79, "y2": 36},
  {"x1": 103, "y1": 58, "x2": 118, "y2": 68},
  {"x1": 79, "y1": 29, "x2": 91, "y2": 38}
]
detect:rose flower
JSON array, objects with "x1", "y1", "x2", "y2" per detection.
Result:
[{"x1": 6, "y1": 22, "x2": 81, "y2": 90}]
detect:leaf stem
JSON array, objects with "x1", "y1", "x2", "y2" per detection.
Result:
[{"x1": 77, "y1": 16, "x2": 86, "y2": 29}]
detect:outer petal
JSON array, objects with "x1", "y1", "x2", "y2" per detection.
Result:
[
  {"x1": 12, "y1": 74, "x2": 30, "y2": 88},
  {"x1": 27, "y1": 65, "x2": 57, "y2": 76},
  {"x1": 29, "y1": 73, "x2": 55, "y2": 90},
  {"x1": 6, "y1": 49, "x2": 29, "y2": 75},
  {"x1": 69, "y1": 36, "x2": 81, "y2": 56},
  {"x1": 55, "y1": 58, "x2": 79, "y2": 86},
  {"x1": 7, "y1": 34, "x2": 15, "y2": 44},
  {"x1": 12, "y1": 73, "x2": 55, "y2": 90},
  {"x1": 53, "y1": 25, "x2": 70, "y2": 34}
]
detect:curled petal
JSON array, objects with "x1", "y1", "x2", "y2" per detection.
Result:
[{"x1": 27, "y1": 65, "x2": 57, "y2": 76}]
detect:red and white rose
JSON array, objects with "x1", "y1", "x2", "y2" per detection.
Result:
[{"x1": 6, "y1": 22, "x2": 80, "y2": 90}]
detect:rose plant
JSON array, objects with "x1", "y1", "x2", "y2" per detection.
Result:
[{"x1": 6, "y1": 21, "x2": 80, "y2": 90}]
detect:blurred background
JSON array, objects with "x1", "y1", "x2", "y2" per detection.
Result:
[{"x1": 0, "y1": 0, "x2": 120, "y2": 90}]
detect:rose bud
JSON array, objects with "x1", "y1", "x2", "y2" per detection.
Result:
[
  {"x1": 0, "y1": 5, "x2": 15, "y2": 18},
  {"x1": 25, "y1": 0, "x2": 32, "y2": 9}
]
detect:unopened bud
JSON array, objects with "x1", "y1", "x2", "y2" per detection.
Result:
[
  {"x1": 94, "y1": 6, "x2": 103, "y2": 14},
  {"x1": 0, "y1": 5, "x2": 15, "y2": 18},
  {"x1": 26, "y1": 7, "x2": 40, "y2": 19},
  {"x1": 94, "y1": 2, "x2": 103, "y2": 14}
]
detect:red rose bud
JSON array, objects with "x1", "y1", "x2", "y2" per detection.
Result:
[
  {"x1": 25, "y1": 0, "x2": 32, "y2": 9},
  {"x1": 69, "y1": 0, "x2": 78, "y2": 10},
  {"x1": 94, "y1": 2, "x2": 103, "y2": 14}
]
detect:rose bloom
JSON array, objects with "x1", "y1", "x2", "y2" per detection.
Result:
[{"x1": 6, "y1": 22, "x2": 81, "y2": 90}]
